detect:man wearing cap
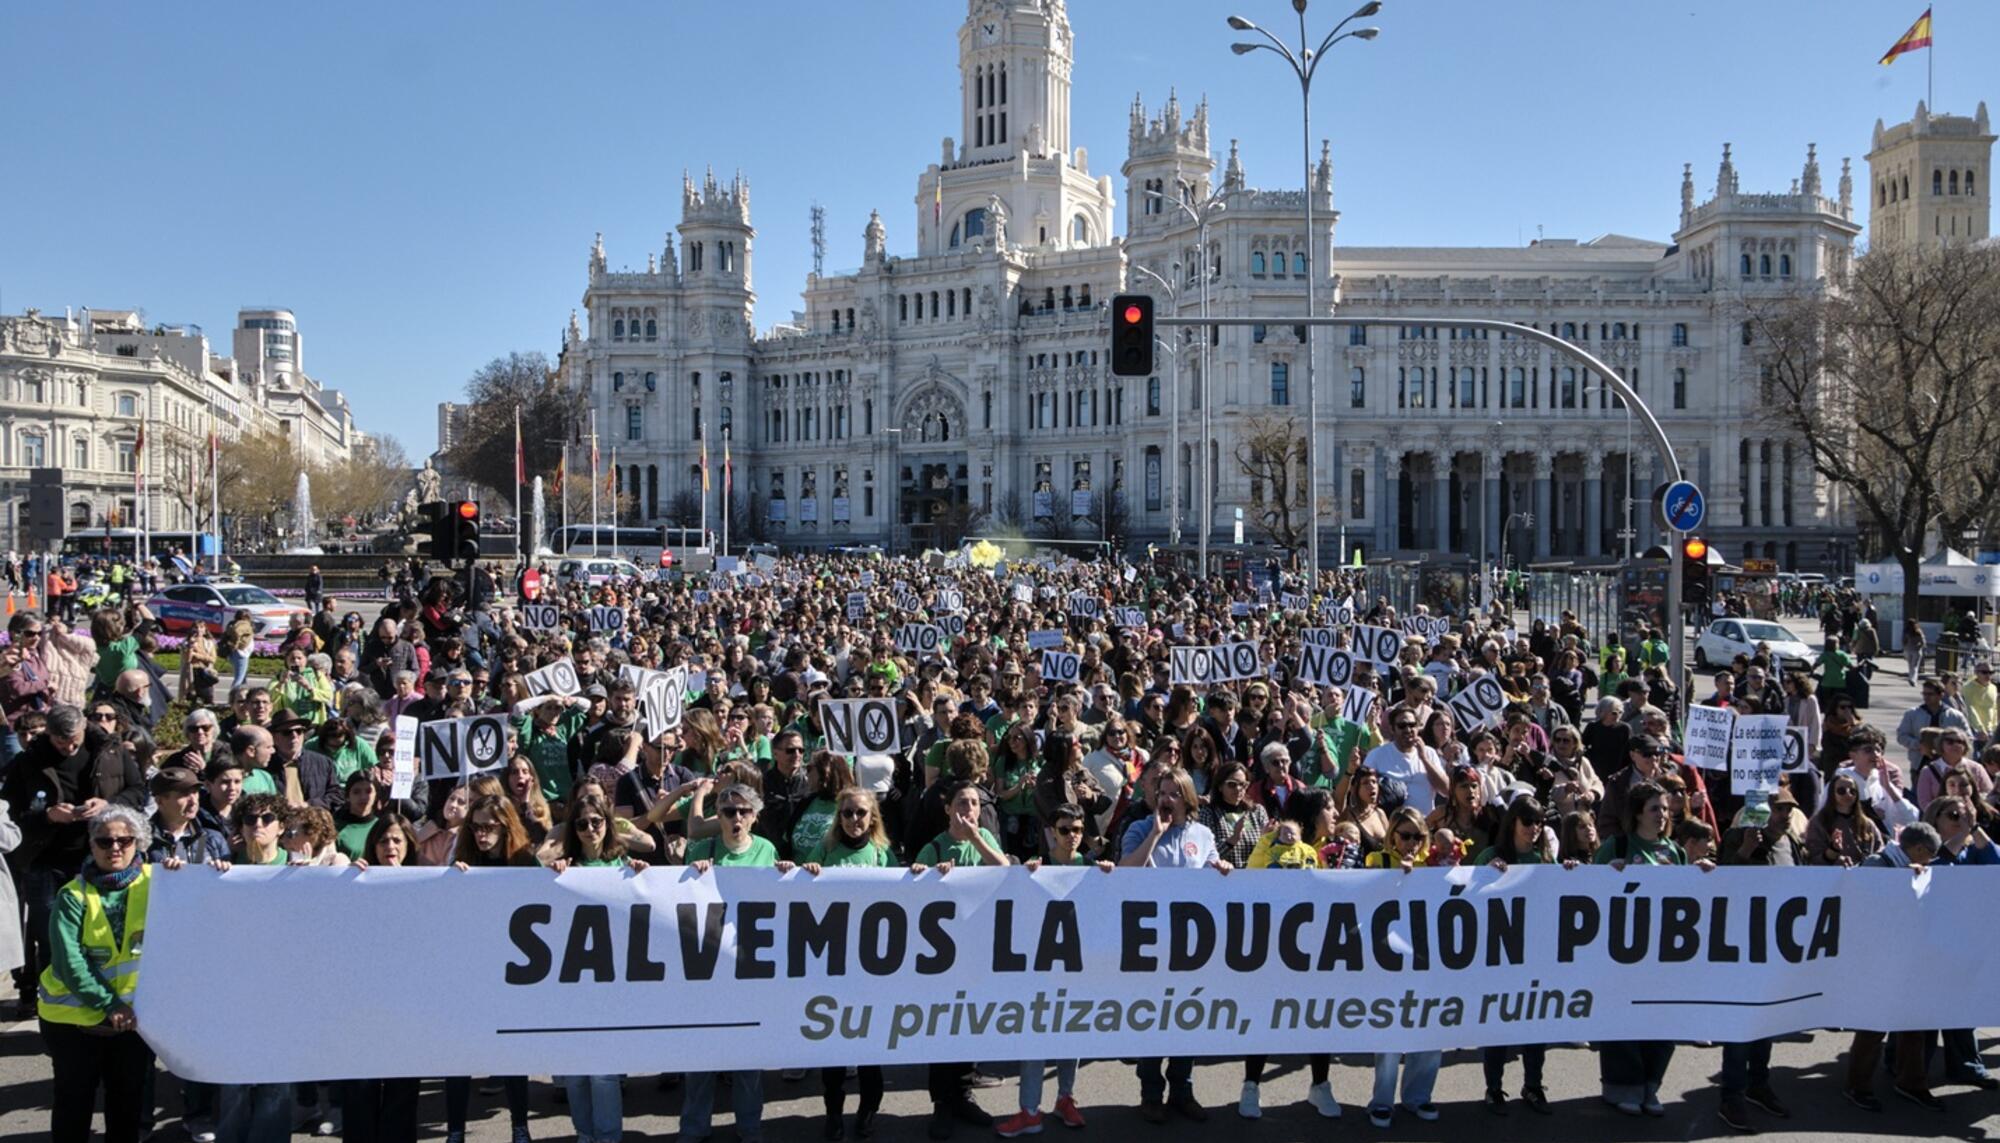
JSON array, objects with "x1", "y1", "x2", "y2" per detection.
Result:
[
  {"x1": 402, "y1": 670, "x2": 451, "y2": 724},
  {"x1": 258, "y1": 712, "x2": 341, "y2": 810},
  {"x1": 1598, "y1": 734, "x2": 1673, "y2": 841},
  {"x1": 145, "y1": 767, "x2": 230, "y2": 866}
]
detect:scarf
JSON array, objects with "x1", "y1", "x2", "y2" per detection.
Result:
[{"x1": 81, "y1": 857, "x2": 144, "y2": 894}]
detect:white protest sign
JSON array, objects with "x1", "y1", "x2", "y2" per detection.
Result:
[
  {"x1": 389, "y1": 716, "x2": 418, "y2": 800},
  {"x1": 1281, "y1": 593, "x2": 1306, "y2": 612},
  {"x1": 1027, "y1": 630, "x2": 1066, "y2": 651},
  {"x1": 1685, "y1": 705, "x2": 1736, "y2": 774},
  {"x1": 1040, "y1": 650, "x2": 1081, "y2": 684},
  {"x1": 587, "y1": 605, "x2": 626, "y2": 632},
  {"x1": 1782, "y1": 727, "x2": 1812, "y2": 775},
  {"x1": 523, "y1": 658, "x2": 583, "y2": 697},
  {"x1": 1229, "y1": 602, "x2": 1250, "y2": 617},
  {"x1": 846, "y1": 592, "x2": 868, "y2": 621},
  {"x1": 1122, "y1": 566, "x2": 1137, "y2": 583},
  {"x1": 896, "y1": 622, "x2": 944, "y2": 656},
  {"x1": 895, "y1": 590, "x2": 924, "y2": 614},
  {"x1": 1012, "y1": 582, "x2": 1035, "y2": 604},
  {"x1": 938, "y1": 614, "x2": 967, "y2": 638},
  {"x1": 1351, "y1": 625, "x2": 1404, "y2": 672},
  {"x1": 518, "y1": 603, "x2": 561, "y2": 632},
  {"x1": 1067, "y1": 592, "x2": 1102, "y2": 620},
  {"x1": 860, "y1": 571, "x2": 877, "y2": 588},
  {"x1": 1112, "y1": 607, "x2": 1147, "y2": 630},
  {"x1": 820, "y1": 697, "x2": 900, "y2": 757},
  {"x1": 1323, "y1": 598, "x2": 1356, "y2": 627},
  {"x1": 619, "y1": 664, "x2": 687, "y2": 737},
  {"x1": 418, "y1": 713, "x2": 511, "y2": 782},
  {"x1": 934, "y1": 588, "x2": 964, "y2": 614},
  {"x1": 1344, "y1": 685, "x2": 1377, "y2": 724},
  {"x1": 136, "y1": 866, "x2": 1996, "y2": 1084},
  {"x1": 693, "y1": 590, "x2": 710, "y2": 605},
  {"x1": 1300, "y1": 627, "x2": 1338, "y2": 648},
  {"x1": 1444, "y1": 675, "x2": 1510, "y2": 731},
  {"x1": 1169, "y1": 642, "x2": 1264, "y2": 686},
  {"x1": 1731, "y1": 714, "x2": 1789, "y2": 795},
  {"x1": 1296, "y1": 644, "x2": 1355, "y2": 688}
]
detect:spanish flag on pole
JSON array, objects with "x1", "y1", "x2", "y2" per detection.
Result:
[{"x1": 1880, "y1": 8, "x2": 1932, "y2": 64}]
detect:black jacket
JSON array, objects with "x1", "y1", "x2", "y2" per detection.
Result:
[
  {"x1": 260, "y1": 748, "x2": 342, "y2": 811},
  {"x1": 0, "y1": 724, "x2": 146, "y2": 871}
]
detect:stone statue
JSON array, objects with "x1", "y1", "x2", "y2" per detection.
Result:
[
  {"x1": 415, "y1": 459, "x2": 442, "y2": 504},
  {"x1": 987, "y1": 193, "x2": 1009, "y2": 248}
]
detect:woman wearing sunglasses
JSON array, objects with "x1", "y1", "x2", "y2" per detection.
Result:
[
  {"x1": 1359, "y1": 807, "x2": 1442, "y2": 1127},
  {"x1": 545, "y1": 797, "x2": 647, "y2": 1143},
  {"x1": 684, "y1": 784, "x2": 790, "y2": 1141}
]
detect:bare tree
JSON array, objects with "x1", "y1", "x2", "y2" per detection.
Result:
[
  {"x1": 317, "y1": 435, "x2": 411, "y2": 530},
  {"x1": 986, "y1": 489, "x2": 1026, "y2": 532},
  {"x1": 1235, "y1": 413, "x2": 1310, "y2": 553},
  {"x1": 1746, "y1": 242, "x2": 2000, "y2": 619},
  {"x1": 443, "y1": 352, "x2": 585, "y2": 497}
]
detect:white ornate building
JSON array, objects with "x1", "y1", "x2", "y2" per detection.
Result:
[
  {"x1": 559, "y1": 0, "x2": 1989, "y2": 571},
  {"x1": 0, "y1": 305, "x2": 363, "y2": 549}
]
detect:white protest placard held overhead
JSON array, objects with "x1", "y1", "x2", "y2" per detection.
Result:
[
  {"x1": 587, "y1": 605, "x2": 626, "y2": 633},
  {"x1": 1444, "y1": 675, "x2": 1509, "y2": 731},
  {"x1": 895, "y1": 622, "x2": 944, "y2": 656},
  {"x1": 1067, "y1": 591, "x2": 1102, "y2": 619},
  {"x1": 389, "y1": 716, "x2": 418, "y2": 800},
  {"x1": 522, "y1": 658, "x2": 583, "y2": 698},
  {"x1": 1300, "y1": 627, "x2": 1338, "y2": 648},
  {"x1": 1296, "y1": 644, "x2": 1354, "y2": 688},
  {"x1": 619, "y1": 664, "x2": 687, "y2": 737},
  {"x1": 518, "y1": 603, "x2": 561, "y2": 632},
  {"x1": 1169, "y1": 642, "x2": 1263, "y2": 687},
  {"x1": 1344, "y1": 685, "x2": 1377, "y2": 724},
  {"x1": 820, "y1": 697, "x2": 901, "y2": 757},
  {"x1": 1112, "y1": 607, "x2": 1147, "y2": 630},
  {"x1": 1040, "y1": 650, "x2": 1081, "y2": 684},
  {"x1": 846, "y1": 592, "x2": 868, "y2": 621},
  {"x1": 1731, "y1": 714, "x2": 1789, "y2": 795},
  {"x1": 1027, "y1": 630, "x2": 1066, "y2": 652},
  {"x1": 1350, "y1": 624, "x2": 1403, "y2": 672},
  {"x1": 418, "y1": 713, "x2": 511, "y2": 782},
  {"x1": 1684, "y1": 705, "x2": 1736, "y2": 774}
]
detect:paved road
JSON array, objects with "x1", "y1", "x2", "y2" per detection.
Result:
[{"x1": 2, "y1": 608, "x2": 1984, "y2": 1140}]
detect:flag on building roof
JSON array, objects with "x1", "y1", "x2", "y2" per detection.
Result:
[{"x1": 1880, "y1": 8, "x2": 1932, "y2": 64}]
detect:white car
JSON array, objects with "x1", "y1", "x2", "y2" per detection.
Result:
[
  {"x1": 1694, "y1": 617, "x2": 1819, "y2": 673},
  {"x1": 147, "y1": 582, "x2": 311, "y2": 638},
  {"x1": 557, "y1": 557, "x2": 641, "y2": 587}
]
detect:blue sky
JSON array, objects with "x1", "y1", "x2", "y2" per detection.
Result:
[{"x1": 4, "y1": 1, "x2": 1987, "y2": 455}]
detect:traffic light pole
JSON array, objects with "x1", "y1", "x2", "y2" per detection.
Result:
[
  {"x1": 1150, "y1": 312, "x2": 1687, "y2": 688},
  {"x1": 1668, "y1": 541, "x2": 1684, "y2": 695}
]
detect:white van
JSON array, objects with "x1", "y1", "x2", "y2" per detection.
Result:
[{"x1": 557, "y1": 557, "x2": 642, "y2": 587}]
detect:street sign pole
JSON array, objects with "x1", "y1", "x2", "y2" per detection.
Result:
[
  {"x1": 1658, "y1": 479, "x2": 1706, "y2": 711},
  {"x1": 1667, "y1": 543, "x2": 1684, "y2": 698}
]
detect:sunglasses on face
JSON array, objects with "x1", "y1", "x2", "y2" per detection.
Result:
[
  {"x1": 576, "y1": 817, "x2": 607, "y2": 830},
  {"x1": 247, "y1": 813, "x2": 280, "y2": 827},
  {"x1": 839, "y1": 807, "x2": 871, "y2": 820},
  {"x1": 89, "y1": 711, "x2": 117, "y2": 723},
  {"x1": 719, "y1": 805, "x2": 756, "y2": 819},
  {"x1": 1055, "y1": 825, "x2": 1085, "y2": 836},
  {"x1": 92, "y1": 835, "x2": 137, "y2": 850},
  {"x1": 1394, "y1": 831, "x2": 1425, "y2": 843}
]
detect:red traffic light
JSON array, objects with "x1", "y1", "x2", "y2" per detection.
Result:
[
  {"x1": 456, "y1": 501, "x2": 479, "y2": 520},
  {"x1": 1683, "y1": 537, "x2": 1708, "y2": 560},
  {"x1": 1122, "y1": 304, "x2": 1144, "y2": 324}
]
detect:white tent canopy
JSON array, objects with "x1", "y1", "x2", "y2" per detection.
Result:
[{"x1": 1854, "y1": 549, "x2": 2000, "y2": 598}]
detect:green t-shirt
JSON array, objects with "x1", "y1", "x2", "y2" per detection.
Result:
[
  {"x1": 94, "y1": 635, "x2": 139, "y2": 691},
  {"x1": 336, "y1": 817, "x2": 376, "y2": 861},
  {"x1": 807, "y1": 838, "x2": 895, "y2": 867},
  {"x1": 240, "y1": 769, "x2": 277, "y2": 798},
  {"x1": 515, "y1": 707, "x2": 587, "y2": 801},
  {"x1": 1820, "y1": 648, "x2": 1854, "y2": 690},
  {"x1": 1593, "y1": 834, "x2": 1685, "y2": 866},
  {"x1": 915, "y1": 828, "x2": 1004, "y2": 867},
  {"x1": 791, "y1": 796, "x2": 839, "y2": 858},
  {"x1": 687, "y1": 834, "x2": 779, "y2": 867},
  {"x1": 996, "y1": 754, "x2": 1038, "y2": 816}
]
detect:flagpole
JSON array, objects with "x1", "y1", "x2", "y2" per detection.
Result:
[
  {"x1": 1928, "y1": 7, "x2": 1934, "y2": 109},
  {"x1": 513, "y1": 405, "x2": 524, "y2": 566},
  {"x1": 209, "y1": 417, "x2": 221, "y2": 574},
  {"x1": 722, "y1": 428, "x2": 731, "y2": 558},
  {"x1": 700, "y1": 438, "x2": 710, "y2": 550}
]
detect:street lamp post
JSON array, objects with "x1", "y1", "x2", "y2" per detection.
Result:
[
  {"x1": 1228, "y1": 0, "x2": 1382, "y2": 581},
  {"x1": 1145, "y1": 187, "x2": 1227, "y2": 576}
]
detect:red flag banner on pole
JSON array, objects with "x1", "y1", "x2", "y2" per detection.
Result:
[{"x1": 1880, "y1": 7, "x2": 1932, "y2": 64}]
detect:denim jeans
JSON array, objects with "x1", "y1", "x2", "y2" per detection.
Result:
[
  {"x1": 1942, "y1": 1028, "x2": 1989, "y2": 1079},
  {"x1": 1135, "y1": 1057, "x2": 1194, "y2": 1103},
  {"x1": 1720, "y1": 1040, "x2": 1771, "y2": 1099},
  {"x1": 1371, "y1": 1051, "x2": 1441, "y2": 1111},
  {"x1": 681, "y1": 1070, "x2": 763, "y2": 1140},
  {"x1": 1017, "y1": 1059, "x2": 1077, "y2": 1111},
  {"x1": 229, "y1": 649, "x2": 250, "y2": 689},
  {"x1": 560, "y1": 1074, "x2": 623, "y2": 1141},
  {"x1": 216, "y1": 1081, "x2": 292, "y2": 1143}
]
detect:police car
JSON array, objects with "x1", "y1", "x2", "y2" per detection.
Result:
[{"x1": 146, "y1": 582, "x2": 311, "y2": 637}]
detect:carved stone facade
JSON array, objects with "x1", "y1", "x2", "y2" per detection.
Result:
[{"x1": 557, "y1": 0, "x2": 1938, "y2": 570}]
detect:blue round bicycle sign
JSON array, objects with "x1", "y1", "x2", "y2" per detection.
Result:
[{"x1": 1663, "y1": 480, "x2": 1705, "y2": 532}]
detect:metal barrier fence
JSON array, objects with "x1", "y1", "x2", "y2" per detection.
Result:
[{"x1": 1527, "y1": 570, "x2": 1623, "y2": 653}]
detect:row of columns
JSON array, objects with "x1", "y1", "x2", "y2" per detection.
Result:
[{"x1": 1373, "y1": 448, "x2": 1660, "y2": 562}]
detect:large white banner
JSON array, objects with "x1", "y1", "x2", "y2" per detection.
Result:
[{"x1": 135, "y1": 867, "x2": 2000, "y2": 1083}]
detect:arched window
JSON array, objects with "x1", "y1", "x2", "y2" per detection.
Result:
[
  {"x1": 1673, "y1": 368, "x2": 1688, "y2": 409},
  {"x1": 1779, "y1": 254, "x2": 1792, "y2": 277},
  {"x1": 1759, "y1": 253, "x2": 1771, "y2": 276},
  {"x1": 689, "y1": 242, "x2": 703, "y2": 272},
  {"x1": 1350, "y1": 366, "x2": 1366, "y2": 408},
  {"x1": 949, "y1": 222, "x2": 961, "y2": 247},
  {"x1": 612, "y1": 318, "x2": 624, "y2": 340},
  {"x1": 1612, "y1": 322, "x2": 1627, "y2": 339},
  {"x1": 1902, "y1": 174, "x2": 1910, "y2": 200},
  {"x1": 1560, "y1": 367, "x2": 1577, "y2": 408},
  {"x1": 1935, "y1": 169, "x2": 1945, "y2": 195},
  {"x1": 1507, "y1": 367, "x2": 1526, "y2": 407},
  {"x1": 1740, "y1": 253, "x2": 1753, "y2": 277},
  {"x1": 898, "y1": 295, "x2": 908, "y2": 321},
  {"x1": 930, "y1": 291, "x2": 940, "y2": 317},
  {"x1": 612, "y1": 371, "x2": 624, "y2": 391},
  {"x1": 961, "y1": 290, "x2": 971, "y2": 317},
  {"x1": 1147, "y1": 376, "x2": 1161, "y2": 415},
  {"x1": 1561, "y1": 322, "x2": 1577, "y2": 340},
  {"x1": 946, "y1": 290, "x2": 956, "y2": 317},
  {"x1": 644, "y1": 372, "x2": 657, "y2": 392},
  {"x1": 1250, "y1": 251, "x2": 1266, "y2": 274},
  {"x1": 1968, "y1": 170, "x2": 1978, "y2": 196},
  {"x1": 645, "y1": 318, "x2": 657, "y2": 340},
  {"x1": 1457, "y1": 367, "x2": 1476, "y2": 407},
  {"x1": 1071, "y1": 215, "x2": 1089, "y2": 245},
  {"x1": 1294, "y1": 253, "x2": 1307, "y2": 276}
]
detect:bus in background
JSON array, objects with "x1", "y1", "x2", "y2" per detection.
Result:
[
  {"x1": 60, "y1": 529, "x2": 218, "y2": 563},
  {"x1": 545, "y1": 524, "x2": 715, "y2": 572}
]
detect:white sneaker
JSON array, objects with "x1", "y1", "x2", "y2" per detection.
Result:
[
  {"x1": 1308, "y1": 1081, "x2": 1342, "y2": 1119},
  {"x1": 185, "y1": 1118, "x2": 217, "y2": 1143},
  {"x1": 1237, "y1": 1081, "x2": 1262, "y2": 1119}
]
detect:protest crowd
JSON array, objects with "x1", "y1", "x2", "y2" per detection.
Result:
[{"x1": 1, "y1": 546, "x2": 1994, "y2": 1143}]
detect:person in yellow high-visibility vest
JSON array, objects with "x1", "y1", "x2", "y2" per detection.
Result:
[{"x1": 38, "y1": 804, "x2": 223, "y2": 1143}]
